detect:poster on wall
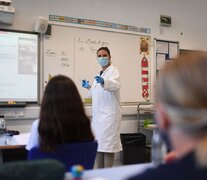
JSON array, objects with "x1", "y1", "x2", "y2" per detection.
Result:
[{"x1": 139, "y1": 37, "x2": 150, "y2": 101}]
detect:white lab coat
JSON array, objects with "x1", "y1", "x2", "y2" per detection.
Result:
[{"x1": 88, "y1": 65, "x2": 122, "y2": 152}]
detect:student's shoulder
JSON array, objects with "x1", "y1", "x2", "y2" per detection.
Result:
[
  {"x1": 127, "y1": 165, "x2": 169, "y2": 180},
  {"x1": 128, "y1": 162, "x2": 186, "y2": 180},
  {"x1": 32, "y1": 119, "x2": 39, "y2": 128},
  {"x1": 128, "y1": 152, "x2": 195, "y2": 180}
]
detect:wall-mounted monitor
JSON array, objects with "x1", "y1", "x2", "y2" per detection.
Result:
[{"x1": 0, "y1": 29, "x2": 40, "y2": 106}]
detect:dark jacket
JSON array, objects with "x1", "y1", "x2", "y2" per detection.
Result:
[{"x1": 128, "y1": 151, "x2": 207, "y2": 180}]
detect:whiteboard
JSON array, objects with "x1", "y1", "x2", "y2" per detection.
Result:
[{"x1": 43, "y1": 25, "x2": 151, "y2": 103}]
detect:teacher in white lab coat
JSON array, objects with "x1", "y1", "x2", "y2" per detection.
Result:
[{"x1": 82, "y1": 47, "x2": 122, "y2": 168}]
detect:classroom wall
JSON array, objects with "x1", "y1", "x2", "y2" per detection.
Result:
[
  {"x1": 1, "y1": 0, "x2": 207, "y2": 132},
  {"x1": 3, "y1": 106, "x2": 139, "y2": 134},
  {"x1": 2, "y1": 0, "x2": 207, "y2": 50}
]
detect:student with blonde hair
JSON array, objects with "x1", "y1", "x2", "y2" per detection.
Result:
[{"x1": 128, "y1": 52, "x2": 207, "y2": 179}]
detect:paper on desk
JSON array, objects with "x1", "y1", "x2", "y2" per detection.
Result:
[{"x1": 13, "y1": 133, "x2": 30, "y2": 145}]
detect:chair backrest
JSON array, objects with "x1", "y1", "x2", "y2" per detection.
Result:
[
  {"x1": 28, "y1": 141, "x2": 98, "y2": 171},
  {"x1": 0, "y1": 159, "x2": 65, "y2": 180}
]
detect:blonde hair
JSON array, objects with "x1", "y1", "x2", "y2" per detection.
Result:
[{"x1": 156, "y1": 52, "x2": 207, "y2": 167}]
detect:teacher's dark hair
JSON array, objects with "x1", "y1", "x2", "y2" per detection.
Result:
[
  {"x1": 39, "y1": 75, "x2": 94, "y2": 152},
  {"x1": 97, "y1": 47, "x2": 111, "y2": 56}
]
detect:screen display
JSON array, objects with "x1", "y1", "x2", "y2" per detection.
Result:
[{"x1": 0, "y1": 29, "x2": 39, "y2": 102}]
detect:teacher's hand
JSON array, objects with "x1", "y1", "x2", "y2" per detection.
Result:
[
  {"x1": 95, "y1": 76, "x2": 104, "y2": 85},
  {"x1": 82, "y1": 79, "x2": 90, "y2": 89}
]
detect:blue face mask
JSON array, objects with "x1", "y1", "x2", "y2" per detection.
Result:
[{"x1": 98, "y1": 57, "x2": 109, "y2": 67}]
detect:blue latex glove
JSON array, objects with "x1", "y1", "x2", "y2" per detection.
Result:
[
  {"x1": 82, "y1": 79, "x2": 90, "y2": 89},
  {"x1": 95, "y1": 76, "x2": 104, "y2": 85}
]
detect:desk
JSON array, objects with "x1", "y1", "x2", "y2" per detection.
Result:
[
  {"x1": 0, "y1": 133, "x2": 29, "y2": 163},
  {"x1": 0, "y1": 133, "x2": 29, "y2": 148},
  {"x1": 65, "y1": 163, "x2": 154, "y2": 180}
]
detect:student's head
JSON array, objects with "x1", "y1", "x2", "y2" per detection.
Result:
[
  {"x1": 39, "y1": 75, "x2": 94, "y2": 152},
  {"x1": 155, "y1": 52, "x2": 207, "y2": 167},
  {"x1": 97, "y1": 47, "x2": 111, "y2": 68}
]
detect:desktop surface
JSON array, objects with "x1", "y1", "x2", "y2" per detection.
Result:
[
  {"x1": 0, "y1": 133, "x2": 29, "y2": 149},
  {"x1": 0, "y1": 133, "x2": 29, "y2": 163}
]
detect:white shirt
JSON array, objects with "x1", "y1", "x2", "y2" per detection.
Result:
[{"x1": 26, "y1": 119, "x2": 39, "y2": 150}]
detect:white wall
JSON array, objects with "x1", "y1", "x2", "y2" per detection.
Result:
[
  {"x1": 2, "y1": 0, "x2": 207, "y2": 50},
  {"x1": 2, "y1": 105, "x2": 140, "y2": 133}
]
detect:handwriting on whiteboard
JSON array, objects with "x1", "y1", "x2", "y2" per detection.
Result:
[
  {"x1": 45, "y1": 49, "x2": 70, "y2": 67},
  {"x1": 76, "y1": 37, "x2": 109, "y2": 53}
]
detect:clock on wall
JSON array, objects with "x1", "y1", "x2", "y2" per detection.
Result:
[{"x1": 160, "y1": 15, "x2": 171, "y2": 27}]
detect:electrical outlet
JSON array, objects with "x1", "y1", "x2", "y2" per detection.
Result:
[
  {"x1": 4, "y1": 111, "x2": 16, "y2": 117},
  {"x1": 16, "y1": 111, "x2": 25, "y2": 117}
]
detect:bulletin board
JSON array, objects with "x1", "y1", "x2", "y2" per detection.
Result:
[
  {"x1": 43, "y1": 24, "x2": 151, "y2": 103},
  {"x1": 155, "y1": 39, "x2": 179, "y2": 76}
]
